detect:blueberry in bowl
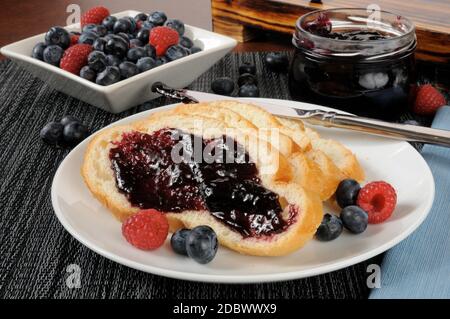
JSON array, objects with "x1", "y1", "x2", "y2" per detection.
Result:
[{"x1": 2, "y1": 8, "x2": 237, "y2": 112}]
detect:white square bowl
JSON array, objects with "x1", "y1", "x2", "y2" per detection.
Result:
[{"x1": 0, "y1": 10, "x2": 237, "y2": 113}]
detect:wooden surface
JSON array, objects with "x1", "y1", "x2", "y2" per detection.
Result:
[{"x1": 212, "y1": 0, "x2": 450, "y2": 63}]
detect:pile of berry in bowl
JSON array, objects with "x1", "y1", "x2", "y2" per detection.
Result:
[
  {"x1": 0, "y1": 7, "x2": 237, "y2": 113},
  {"x1": 33, "y1": 8, "x2": 202, "y2": 85}
]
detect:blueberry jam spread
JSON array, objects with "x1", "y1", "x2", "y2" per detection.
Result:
[{"x1": 109, "y1": 128, "x2": 290, "y2": 237}]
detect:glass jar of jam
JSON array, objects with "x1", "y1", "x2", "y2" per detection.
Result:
[{"x1": 289, "y1": 8, "x2": 416, "y2": 120}]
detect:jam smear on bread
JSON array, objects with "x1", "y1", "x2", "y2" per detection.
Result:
[{"x1": 109, "y1": 129, "x2": 290, "y2": 237}]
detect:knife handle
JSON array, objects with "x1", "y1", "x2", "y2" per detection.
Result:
[{"x1": 307, "y1": 112, "x2": 450, "y2": 147}]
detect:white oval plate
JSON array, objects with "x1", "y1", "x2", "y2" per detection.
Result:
[{"x1": 51, "y1": 93, "x2": 435, "y2": 283}]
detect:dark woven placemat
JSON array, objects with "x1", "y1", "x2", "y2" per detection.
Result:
[{"x1": 0, "y1": 52, "x2": 388, "y2": 299}]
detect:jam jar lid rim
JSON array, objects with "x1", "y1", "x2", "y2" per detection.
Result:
[{"x1": 295, "y1": 7, "x2": 416, "y2": 45}]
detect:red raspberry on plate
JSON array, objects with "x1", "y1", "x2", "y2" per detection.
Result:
[
  {"x1": 413, "y1": 84, "x2": 446, "y2": 116},
  {"x1": 70, "y1": 34, "x2": 80, "y2": 46},
  {"x1": 81, "y1": 6, "x2": 110, "y2": 28},
  {"x1": 150, "y1": 26, "x2": 179, "y2": 56},
  {"x1": 60, "y1": 44, "x2": 92, "y2": 74},
  {"x1": 357, "y1": 181, "x2": 397, "y2": 224},
  {"x1": 122, "y1": 209, "x2": 169, "y2": 250}
]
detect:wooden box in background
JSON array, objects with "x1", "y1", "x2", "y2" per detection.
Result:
[{"x1": 211, "y1": 0, "x2": 450, "y2": 63}]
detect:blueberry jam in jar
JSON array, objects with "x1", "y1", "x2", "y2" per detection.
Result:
[{"x1": 289, "y1": 9, "x2": 416, "y2": 120}]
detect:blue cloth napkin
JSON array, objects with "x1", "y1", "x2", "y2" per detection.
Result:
[{"x1": 370, "y1": 106, "x2": 450, "y2": 299}]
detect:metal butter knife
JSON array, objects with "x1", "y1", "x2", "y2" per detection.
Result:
[
  {"x1": 151, "y1": 82, "x2": 450, "y2": 148},
  {"x1": 276, "y1": 109, "x2": 450, "y2": 147}
]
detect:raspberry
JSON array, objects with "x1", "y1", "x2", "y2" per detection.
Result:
[
  {"x1": 81, "y1": 6, "x2": 110, "y2": 28},
  {"x1": 357, "y1": 181, "x2": 397, "y2": 224},
  {"x1": 60, "y1": 44, "x2": 92, "y2": 74},
  {"x1": 70, "y1": 34, "x2": 80, "y2": 47},
  {"x1": 413, "y1": 84, "x2": 446, "y2": 116},
  {"x1": 149, "y1": 26, "x2": 179, "y2": 56},
  {"x1": 122, "y1": 209, "x2": 169, "y2": 250}
]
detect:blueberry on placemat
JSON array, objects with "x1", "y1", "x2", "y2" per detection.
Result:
[
  {"x1": 239, "y1": 62, "x2": 256, "y2": 75},
  {"x1": 238, "y1": 73, "x2": 258, "y2": 87},
  {"x1": 40, "y1": 122, "x2": 64, "y2": 145},
  {"x1": 238, "y1": 84, "x2": 260, "y2": 97},
  {"x1": 211, "y1": 77, "x2": 234, "y2": 96}
]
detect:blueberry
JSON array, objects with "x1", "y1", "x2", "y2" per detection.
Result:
[
  {"x1": 237, "y1": 73, "x2": 258, "y2": 87},
  {"x1": 135, "y1": 13, "x2": 148, "y2": 22},
  {"x1": 239, "y1": 62, "x2": 256, "y2": 75},
  {"x1": 336, "y1": 179, "x2": 361, "y2": 208},
  {"x1": 103, "y1": 33, "x2": 115, "y2": 42},
  {"x1": 78, "y1": 31, "x2": 98, "y2": 45},
  {"x1": 127, "y1": 47, "x2": 147, "y2": 63},
  {"x1": 113, "y1": 18, "x2": 132, "y2": 34},
  {"x1": 148, "y1": 11, "x2": 167, "y2": 26},
  {"x1": 96, "y1": 66, "x2": 121, "y2": 86},
  {"x1": 165, "y1": 19, "x2": 185, "y2": 35},
  {"x1": 136, "y1": 28, "x2": 150, "y2": 44},
  {"x1": 106, "y1": 54, "x2": 121, "y2": 67},
  {"x1": 165, "y1": 45, "x2": 189, "y2": 61},
  {"x1": 136, "y1": 57, "x2": 156, "y2": 72},
  {"x1": 92, "y1": 24, "x2": 107, "y2": 37},
  {"x1": 80, "y1": 66, "x2": 96, "y2": 81},
  {"x1": 43, "y1": 45, "x2": 64, "y2": 66},
  {"x1": 130, "y1": 38, "x2": 143, "y2": 48},
  {"x1": 93, "y1": 38, "x2": 107, "y2": 52},
  {"x1": 315, "y1": 213, "x2": 343, "y2": 241},
  {"x1": 144, "y1": 44, "x2": 156, "y2": 58},
  {"x1": 82, "y1": 24, "x2": 97, "y2": 34},
  {"x1": 119, "y1": 61, "x2": 139, "y2": 79},
  {"x1": 190, "y1": 46, "x2": 202, "y2": 54},
  {"x1": 63, "y1": 122, "x2": 89, "y2": 145},
  {"x1": 186, "y1": 226, "x2": 218, "y2": 264},
  {"x1": 102, "y1": 16, "x2": 117, "y2": 31},
  {"x1": 105, "y1": 35, "x2": 129, "y2": 58},
  {"x1": 32, "y1": 42, "x2": 47, "y2": 60},
  {"x1": 142, "y1": 21, "x2": 155, "y2": 30},
  {"x1": 341, "y1": 206, "x2": 368, "y2": 234},
  {"x1": 60, "y1": 115, "x2": 79, "y2": 126},
  {"x1": 211, "y1": 77, "x2": 234, "y2": 96},
  {"x1": 88, "y1": 51, "x2": 107, "y2": 73},
  {"x1": 265, "y1": 52, "x2": 289, "y2": 72},
  {"x1": 156, "y1": 56, "x2": 169, "y2": 66},
  {"x1": 179, "y1": 36, "x2": 193, "y2": 49},
  {"x1": 238, "y1": 84, "x2": 260, "y2": 97},
  {"x1": 124, "y1": 17, "x2": 137, "y2": 33},
  {"x1": 116, "y1": 32, "x2": 130, "y2": 44},
  {"x1": 40, "y1": 122, "x2": 64, "y2": 145},
  {"x1": 45, "y1": 26, "x2": 70, "y2": 49},
  {"x1": 170, "y1": 229, "x2": 191, "y2": 256}
]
